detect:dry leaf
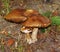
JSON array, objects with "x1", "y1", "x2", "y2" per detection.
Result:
[{"x1": 7, "y1": 39, "x2": 14, "y2": 46}]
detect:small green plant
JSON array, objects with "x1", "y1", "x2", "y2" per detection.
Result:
[
  {"x1": 1, "y1": 45, "x2": 5, "y2": 52},
  {"x1": 40, "y1": 28, "x2": 46, "y2": 33},
  {"x1": 51, "y1": 16, "x2": 60, "y2": 25},
  {"x1": 2, "y1": 0, "x2": 10, "y2": 15},
  {"x1": 17, "y1": 45, "x2": 24, "y2": 52}
]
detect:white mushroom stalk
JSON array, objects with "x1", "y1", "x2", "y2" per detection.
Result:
[
  {"x1": 26, "y1": 33, "x2": 32, "y2": 44},
  {"x1": 31, "y1": 28, "x2": 38, "y2": 43}
]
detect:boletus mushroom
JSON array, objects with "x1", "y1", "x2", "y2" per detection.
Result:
[
  {"x1": 21, "y1": 14, "x2": 51, "y2": 44},
  {"x1": 4, "y1": 8, "x2": 51, "y2": 44}
]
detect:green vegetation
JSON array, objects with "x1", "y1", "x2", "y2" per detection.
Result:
[
  {"x1": 1, "y1": 45, "x2": 5, "y2": 52},
  {"x1": 2, "y1": 0, "x2": 10, "y2": 15},
  {"x1": 51, "y1": 16, "x2": 60, "y2": 25},
  {"x1": 40, "y1": 28, "x2": 46, "y2": 33}
]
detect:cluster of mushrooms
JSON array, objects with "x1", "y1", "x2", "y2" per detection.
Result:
[{"x1": 4, "y1": 9, "x2": 51, "y2": 44}]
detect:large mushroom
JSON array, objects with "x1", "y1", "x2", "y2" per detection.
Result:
[{"x1": 21, "y1": 14, "x2": 51, "y2": 44}]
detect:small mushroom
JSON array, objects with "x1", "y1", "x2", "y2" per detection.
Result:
[
  {"x1": 22, "y1": 14, "x2": 51, "y2": 44},
  {"x1": 20, "y1": 26, "x2": 33, "y2": 44},
  {"x1": 4, "y1": 9, "x2": 27, "y2": 23}
]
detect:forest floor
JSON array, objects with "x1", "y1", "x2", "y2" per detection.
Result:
[{"x1": 0, "y1": 0, "x2": 60, "y2": 52}]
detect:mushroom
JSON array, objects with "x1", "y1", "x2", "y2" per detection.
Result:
[
  {"x1": 22, "y1": 14, "x2": 51, "y2": 44},
  {"x1": 4, "y1": 8, "x2": 51, "y2": 44},
  {"x1": 4, "y1": 9, "x2": 27, "y2": 23},
  {"x1": 20, "y1": 26, "x2": 33, "y2": 44}
]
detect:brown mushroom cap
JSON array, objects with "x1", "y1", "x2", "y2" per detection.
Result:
[
  {"x1": 22, "y1": 14, "x2": 51, "y2": 28},
  {"x1": 24, "y1": 9, "x2": 39, "y2": 16},
  {"x1": 4, "y1": 9, "x2": 27, "y2": 23}
]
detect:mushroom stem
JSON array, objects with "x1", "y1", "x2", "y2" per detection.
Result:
[
  {"x1": 26, "y1": 33, "x2": 32, "y2": 44},
  {"x1": 31, "y1": 28, "x2": 38, "y2": 43}
]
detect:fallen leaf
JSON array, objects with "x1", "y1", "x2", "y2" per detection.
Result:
[{"x1": 7, "y1": 39, "x2": 14, "y2": 46}]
